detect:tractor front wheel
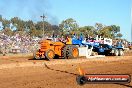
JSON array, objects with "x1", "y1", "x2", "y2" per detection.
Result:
[{"x1": 45, "y1": 49, "x2": 55, "y2": 60}]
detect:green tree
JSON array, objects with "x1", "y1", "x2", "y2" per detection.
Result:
[
  {"x1": 95, "y1": 23, "x2": 103, "y2": 30},
  {"x1": 11, "y1": 17, "x2": 26, "y2": 31},
  {"x1": 116, "y1": 33, "x2": 123, "y2": 38},
  {"x1": 110, "y1": 25, "x2": 120, "y2": 38},
  {"x1": 99, "y1": 26, "x2": 112, "y2": 38},
  {"x1": 35, "y1": 21, "x2": 52, "y2": 37},
  {"x1": 25, "y1": 20, "x2": 36, "y2": 36},
  {"x1": 2, "y1": 27, "x2": 13, "y2": 36},
  {"x1": 79, "y1": 26, "x2": 96, "y2": 37},
  {"x1": 59, "y1": 18, "x2": 79, "y2": 35},
  {"x1": 0, "y1": 15, "x2": 2, "y2": 21},
  {"x1": 2, "y1": 19, "x2": 10, "y2": 29},
  {"x1": 51, "y1": 25, "x2": 60, "y2": 36}
]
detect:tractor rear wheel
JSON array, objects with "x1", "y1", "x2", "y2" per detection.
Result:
[
  {"x1": 66, "y1": 45, "x2": 79, "y2": 59},
  {"x1": 62, "y1": 45, "x2": 71, "y2": 59},
  {"x1": 62, "y1": 46, "x2": 67, "y2": 59},
  {"x1": 45, "y1": 49, "x2": 55, "y2": 60}
]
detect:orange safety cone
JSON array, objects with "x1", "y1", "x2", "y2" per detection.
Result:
[{"x1": 78, "y1": 66, "x2": 85, "y2": 76}]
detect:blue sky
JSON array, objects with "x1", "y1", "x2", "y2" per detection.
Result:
[{"x1": 0, "y1": 0, "x2": 131, "y2": 41}]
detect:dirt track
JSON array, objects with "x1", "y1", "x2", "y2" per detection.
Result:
[{"x1": 0, "y1": 51, "x2": 132, "y2": 88}]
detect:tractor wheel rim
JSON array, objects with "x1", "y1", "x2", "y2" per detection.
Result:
[
  {"x1": 72, "y1": 48, "x2": 78, "y2": 57},
  {"x1": 48, "y1": 51, "x2": 54, "y2": 59}
]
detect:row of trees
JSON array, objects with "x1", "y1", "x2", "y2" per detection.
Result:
[
  {"x1": 0, "y1": 15, "x2": 123, "y2": 39},
  {"x1": 59, "y1": 18, "x2": 122, "y2": 39}
]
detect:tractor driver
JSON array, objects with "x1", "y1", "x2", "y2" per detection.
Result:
[{"x1": 66, "y1": 35, "x2": 72, "y2": 44}]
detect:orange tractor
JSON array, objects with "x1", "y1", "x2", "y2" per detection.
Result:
[{"x1": 33, "y1": 39, "x2": 79, "y2": 60}]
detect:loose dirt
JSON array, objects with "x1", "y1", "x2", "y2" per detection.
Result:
[{"x1": 0, "y1": 51, "x2": 132, "y2": 88}]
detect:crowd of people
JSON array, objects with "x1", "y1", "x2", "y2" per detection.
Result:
[
  {"x1": 0, "y1": 31, "x2": 130, "y2": 56},
  {"x1": 0, "y1": 31, "x2": 40, "y2": 55}
]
